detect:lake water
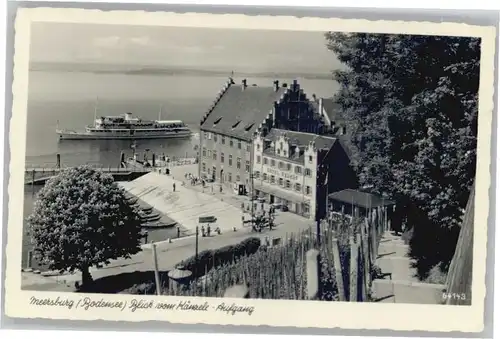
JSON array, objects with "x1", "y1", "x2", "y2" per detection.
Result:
[{"x1": 22, "y1": 70, "x2": 338, "y2": 269}]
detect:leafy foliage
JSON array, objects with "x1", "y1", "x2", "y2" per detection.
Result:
[
  {"x1": 28, "y1": 166, "x2": 143, "y2": 283},
  {"x1": 176, "y1": 237, "x2": 262, "y2": 279},
  {"x1": 325, "y1": 33, "x2": 479, "y2": 277}
]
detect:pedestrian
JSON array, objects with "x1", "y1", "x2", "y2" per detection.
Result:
[
  {"x1": 177, "y1": 226, "x2": 180, "y2": 238},
  {"x1": 173, "y1": 182, "x2": 176, "y2": 192},
  {"x1": 201, "y1": 225, "x2": 206, "y2": 237},
  {"x1": 207, "y1": 224, "x2": 211, "y2": 237}
]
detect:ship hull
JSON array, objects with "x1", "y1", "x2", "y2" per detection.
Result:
[{"x1": 57, "y1": 130, "x2": 193, "y2": 140}]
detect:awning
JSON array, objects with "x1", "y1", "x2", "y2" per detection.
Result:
[
  {"x1": 254, "y1": 182, "x2": 309, "y2": 205},
  {"x1": 328, "y1": 189, "x2": 395, "y2": 209}
]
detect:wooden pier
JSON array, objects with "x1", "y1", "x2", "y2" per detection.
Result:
[{"x1": 24, "y1": 166, "x2": 154, "y2": 185}]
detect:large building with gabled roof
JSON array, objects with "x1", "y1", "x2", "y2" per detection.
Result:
[{"x1": 198, "y1": 78, "x2": 329, "y2": 192}]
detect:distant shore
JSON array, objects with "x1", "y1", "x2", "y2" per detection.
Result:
[{"x1": 29, "y1": 62, "x2": 335, "y2": 81}]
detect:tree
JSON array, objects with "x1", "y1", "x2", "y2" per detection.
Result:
[
  {"x1": 325, "y1": 33, "x2": 479, "y2": 278},
  {"x1": 28, "y1": 166, "x2": 144, "y2": 286}
]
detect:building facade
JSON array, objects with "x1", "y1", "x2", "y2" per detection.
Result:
[
  {"x1": 199, "y1": 78, "x2": 329, "y2": 193},
  {"x1": 252, "y1": 129, "x2": 357, "y2": 221}
]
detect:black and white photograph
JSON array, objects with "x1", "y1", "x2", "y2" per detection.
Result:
[{"x1": 4, "y1": 8, "x2": 496, "y2": 332}]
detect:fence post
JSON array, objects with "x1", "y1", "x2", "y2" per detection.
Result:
[
  {"x1": 152, "y1": 243, "x2": 161, "y2": 296},
  {"x1": 362, "y1": 221, "x2": 371, "y2": 300},
  {"x1": 349, "y1": 236, "x2": 359, "y2": 302},
  {"x1": 306, "y1": 249, "x2": 321, "y2": 300},
  {"x1": 56, "y1": 153, "x2": 61, "y2": 168},
  {"x1": 331, "y1": 237, "x2": 346, "y2": 301},
  {"x1": 357, "y1": 232, "x2": 368, "y2": 301},
  {"x1": 370, "y1": 216, "x2": 378, "y2": 260}
]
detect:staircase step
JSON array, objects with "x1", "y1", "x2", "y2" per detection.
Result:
[
  {"x1": 378, "y1": 242, "x2": 409, "y2": 257},
  {"x1": 373, "y1": 279, "x2": 445, "y2": 304},
  {"x1": 376, "y1": 256, "x2": 418, "y2": 282}
]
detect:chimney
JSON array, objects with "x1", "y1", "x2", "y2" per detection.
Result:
[
  {"x1": 273, "y1": 80, "x2": 279, "y2": 91},
  {"x1": 241, "y1": 79, "x2": 247, "y2": 90}
]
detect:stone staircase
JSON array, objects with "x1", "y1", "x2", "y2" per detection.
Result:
[{"x1": 372, "y1": 231, "x2": 445, "y2": 304}]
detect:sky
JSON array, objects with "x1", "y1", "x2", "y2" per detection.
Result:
[{"x1": 29, "y1": 23, "x2": 342, "y2": 74}]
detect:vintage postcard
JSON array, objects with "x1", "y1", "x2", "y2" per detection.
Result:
[{"x1": 3, "y1": 6, "x2": 496, "y2": 333}]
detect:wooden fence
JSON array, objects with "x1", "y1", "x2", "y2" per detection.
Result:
[
  {"x1": 154, "y1": 208, "x2": 387, "y2": 301},
  {"x1": 444, "y1": 181, "x2": 475, "y2": 305}
]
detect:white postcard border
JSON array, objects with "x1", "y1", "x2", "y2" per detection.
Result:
[{"x1": 5, "y1": 7, "x2": 496, "y2": 332}]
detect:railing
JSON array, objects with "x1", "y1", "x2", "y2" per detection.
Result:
[{"x1": 24, "y1": 166, "x2": 154, "y2": 173}]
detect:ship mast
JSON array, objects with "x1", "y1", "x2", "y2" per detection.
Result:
[
  {"x1": 94, "y1": 96, "x2": 99, "y2": 127},
  {"x1": 158, "y1": 104, "x2": 163, "y2": 121}
]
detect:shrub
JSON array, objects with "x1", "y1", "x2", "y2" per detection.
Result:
[
  {"x1": 122, "y1": 282, "x2": 156, "y2": 295},
  {"x1": 177, "y1": 237, "x2": 261, "y2": 278},
  {"x1": 425, "y1": 264, "x2": 448, "y2": 285}
]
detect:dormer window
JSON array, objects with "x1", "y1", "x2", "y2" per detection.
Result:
[
  {"x1": 244, "y1": 123, "x2": 254, "y2": 131},
  {"x1": 232, "y1": 121, "x2": 241, "y2": 129},
  {"x1": 213, "y1": 117, "x2": 222, "y2": 125}
]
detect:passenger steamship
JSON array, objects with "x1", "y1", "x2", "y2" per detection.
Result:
[{"x1": 56, "y1": 104, "x2": 192, "y2": 140}]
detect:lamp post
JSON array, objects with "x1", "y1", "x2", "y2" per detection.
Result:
[
  {"x1": 250, "y1": 173, "x2": 255, "y2": 230},
  {"x1": 195, "y1": 226, "x2": 199, "y2": 279}
]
